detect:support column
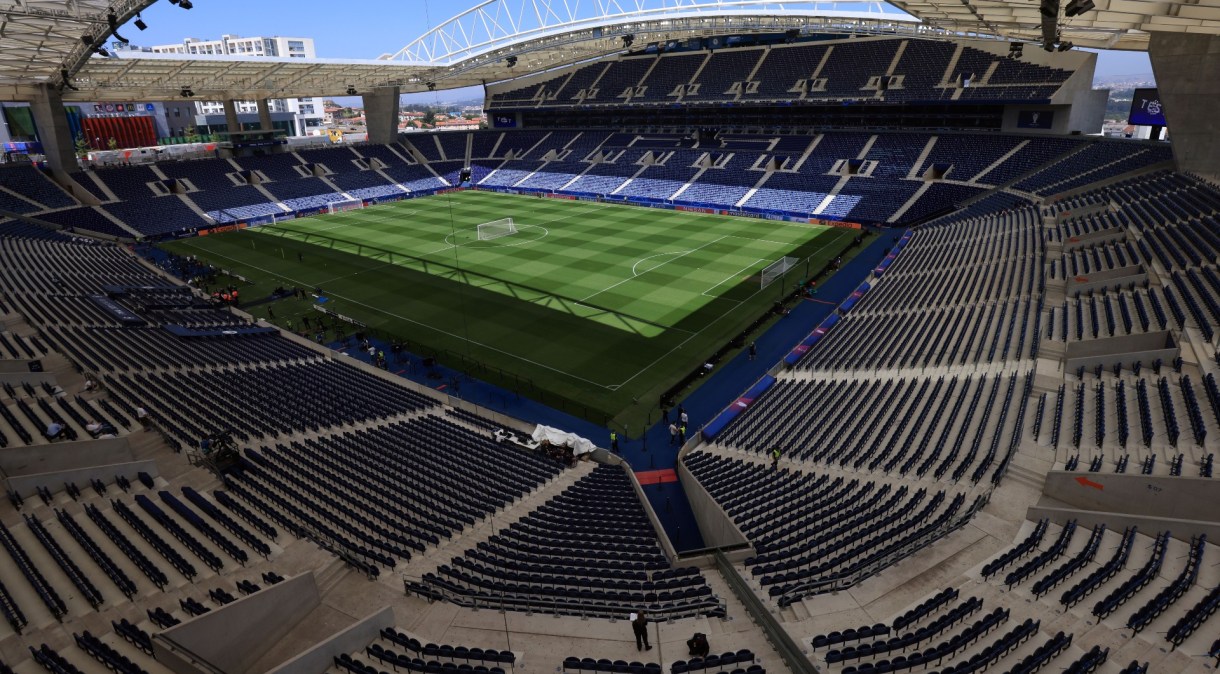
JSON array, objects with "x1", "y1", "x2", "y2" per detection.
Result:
[
  {"x1": 361, "y1": 86, "x2": 401, "y2": 145},
  {"x1": 223, "y1": 99, "x2": 241, "y2": 135},
  {"x1": 1148, "y1": 32, "x2": 1220, "y2": 177},
  {"x1": 256, "y1": 98, "x2": 273, "y2": 131},
  {"x1": 28, "y1": 85, "x2": 79, "y2": 174}
]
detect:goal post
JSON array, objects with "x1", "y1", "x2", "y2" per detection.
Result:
[
  {"x1": 327, "y1": 198, "x2": 365, "y2": 215},
  {"x1": 760, "y1": 256, "x2": 799, "y2": 289},
  {"x1": 477, "y1": 218, "x2": 518, "y2": 241}
]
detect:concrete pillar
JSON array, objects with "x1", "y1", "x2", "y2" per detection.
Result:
[
  {"x1": 362, "y1": 86, "x2": 401, "y2": 145},
  {"x1": 28, "y1": 85, "x2": 79, "y2": 173},
  {"x1": 256, "y1": 98, "x2": 273, "y2": 131},
  {"x1": 1148, "y1": 32, "x2": 1220, "y2": 177},
  {"x1": 223, "y1": 99, "x2": 241, "y2": 135}
]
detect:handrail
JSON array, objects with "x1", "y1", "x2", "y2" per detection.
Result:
[
  {"x1": 403, "y1": 574, "x2": 725, "y2": 623},
  {"x1": 777, "y1": 491, "x2": 990, "y2": 605},
  {"x1": 714, "y1": 550, "x2": 820, "y2": 674}
]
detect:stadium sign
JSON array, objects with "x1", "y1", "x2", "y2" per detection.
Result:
[{"x1": 91, "y1": 103, "x2": 156, "y2": 116}]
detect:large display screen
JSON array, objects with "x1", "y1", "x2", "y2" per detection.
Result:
[
  {"x1": 1017, "y1": 110, "x2": 1054, "y2": 129},
  {"x1": 1128, "y1": 88, "x2": 1166, "y2": 126},
  {"x1": 492, "y1": 113, "x2": 518, "y2": 129}
]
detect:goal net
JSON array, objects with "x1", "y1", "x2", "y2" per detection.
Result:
[
  {"x1": 327, "y1": 198, "x2": 365, "y2": 215},
  {"x1": 477, "y1": 218, "x2": 518, "y2": 241},
  {"x1": 760, "y1": 256, "x2": 799, "y2": 289}
]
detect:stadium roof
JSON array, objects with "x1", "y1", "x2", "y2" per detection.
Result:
[
  {"x1": 4, "y1": 0, "x2": 1219, "y2": 102},
  {"x1": 0, "y1": 0, "x2": 156, "y2": 94},
  {"x1": 888, "y1": 0, "x2": 1220, "y2": 51}
]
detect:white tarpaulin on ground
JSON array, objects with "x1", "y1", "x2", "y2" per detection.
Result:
[{"x1": 531, "y1": 425, "x2": 596, "y2": 455}]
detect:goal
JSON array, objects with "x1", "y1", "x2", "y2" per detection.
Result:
[
  {"x1": 327, "y1": 198, "x2": 365, "y2": 215},
  {"x1": 760, "y1": 256, "x2": 799, "y2": 289},
  {"x1": 477, "y1": 218, "x2": 518, "y2": 241}
]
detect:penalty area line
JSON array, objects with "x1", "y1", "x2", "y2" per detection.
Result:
[
  {"x1": 582, "y1": 235, "x2": 727, "y2": 303},
  {"x1": 702, "y1": 258, "x2": 768, "y2": 298}
]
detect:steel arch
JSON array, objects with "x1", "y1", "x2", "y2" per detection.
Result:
[{"x1": 390, "y1": 0, "x2": 908, "y2": 64}]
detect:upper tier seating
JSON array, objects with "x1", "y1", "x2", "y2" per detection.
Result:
[{"x1": 489, "y1": 38, "x2": 1073, "y2": 110}]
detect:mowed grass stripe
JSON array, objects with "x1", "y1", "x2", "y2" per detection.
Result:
[
  {"x1": 263, "y1": 191, "x2": 825, "y2": 326},
  {"x1": 169, "y1": 190, "x2": 863, "y2": 425}
]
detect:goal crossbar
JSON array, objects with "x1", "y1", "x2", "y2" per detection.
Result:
[
  {"x1": 327, "y1": 198, "x2": 365, "y2": 215},
  {"x1": 760, "y1": 256, "x2": 799, "y2": 289},
  {"x1": 477, "y1": 218, "x2": 518, "y2": 241}
]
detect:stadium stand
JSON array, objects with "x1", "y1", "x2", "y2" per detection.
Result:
[{"x1": 3, "y1": 19, "x2": 1219, "y2": 674}]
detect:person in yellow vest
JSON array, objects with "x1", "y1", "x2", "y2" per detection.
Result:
[
  {"x1": 610, "y1": 431, "x2": 619, "y2": 453},
  {"x1": 771, "y1": 446, "x2": 782, "y2": 471}
]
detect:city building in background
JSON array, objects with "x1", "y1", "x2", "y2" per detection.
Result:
[{"x1": 145, "y1": 35, "x2": 324, "y2": 137}]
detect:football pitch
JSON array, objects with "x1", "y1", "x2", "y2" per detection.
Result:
[{"x1": 162, "y1": 190, "x2": 862, "y2": 427}]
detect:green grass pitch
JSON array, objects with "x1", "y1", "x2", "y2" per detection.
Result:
[{"x1": 161, "y1": 190, "x2": 861, "y2": 428}]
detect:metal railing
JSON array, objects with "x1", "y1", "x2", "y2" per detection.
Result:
[
  {"x1": 776, "y1": 491, "x2": 991, "y2": 606},
  {"x1": 403, "y1": 574, "x2": 726, "y2": 623},
  {"x1": 714, "y1": 550, "x2": 821, "y2": 674}
]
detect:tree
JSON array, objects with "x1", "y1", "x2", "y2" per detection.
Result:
[
  {"x1": 422, "y1": 108, "x2": 437, "y2": 127},
  {"x1": 184, "y1": 126, "x2": 202, "y2": 143},
  {"x1": 74, "y1": 134, "x2": 91, "y2": 158},
  {"x1": 107, "y1": 137, "x2": 119, "y2": 150}
]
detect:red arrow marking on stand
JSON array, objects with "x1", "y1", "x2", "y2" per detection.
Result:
[{"x1": 1075, "y1": 476, "x2": 1104, "y2": 490}]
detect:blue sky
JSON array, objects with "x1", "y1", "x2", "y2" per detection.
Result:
[
  {"x1": 129, "y1": 0, "x2": 487, "y2": 60},
  {"x1": 127, "y1": 0, "x2": 1151, "y2": 99}
]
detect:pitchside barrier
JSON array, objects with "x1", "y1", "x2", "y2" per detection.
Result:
[{"x1": 182, "y1": 184, "x2": 864, "y2": 242}]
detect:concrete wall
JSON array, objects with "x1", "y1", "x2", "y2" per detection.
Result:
[
  {"x1": 676, "y1": 455, "x2": 751, "y2": 551},
  {"x1": 29, "y1": 85, "x2": 79, "y2": 173},
  {"x1": 1042, "y1": 471, "x2": 1220, "y2": 523},
  {"x1": 0, "y1": 360, "x2": 48, "y2": 374},
  {"x1": 0, "y1": 436, "x2": 132, "y2": 476},
  {"x1": 1029, "y1": 503, "x2": 1220, "y2": 543},
  {"x1": 1060, "y1": 226, "x2": 1125, "y2": 252},
  {"x1": 1149, "y1": 32, "x2": 1220, "y2": 175},
  {"x1": 0, "y1": 372, "x2": 57, "y2": 388},
  {"x1": 265, "y1": 606, "x2": 393, "y2": 674},
  {"x1": 6, "y1": 460, "x2": 158, "y2": 498},
  {"x1": 154, "y1": 572, "x2": 321, "y2": 674},
  {"x1": 620, "y1": 460, "x2": 681, "y2": 564},
  {"x1": 1066, "y1": 88, "x2": 1110, "y2": 136},
  {"x1": 1063, "y1": 330, "x2": 1178, "y2": 372},
  {"x1": 1064, "y1": 264, "x2": 1146, "y2": 294},
  {"x1": 363, "y1": 87, "x2": 402, "y2": 146}
]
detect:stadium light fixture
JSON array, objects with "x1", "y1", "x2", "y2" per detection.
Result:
[
  {"x1": 60, "y1": 68, "x2": 79, "y2": 91},
  {"x1": 1057, "y1": 41, "x2": 1074, "y2": 51},
  {"x1": 80, "y1": 34, "x2": 95, "y2": 45},
  {"x1": 95, "y1": 47, "x2": 110, "y2": 57},
  {"x1": 622, "y1": 34, "x2": 634, "y2": 49},
  {"x1": 134, "y1": 14, "x2": 147, "y2": 31},
  {"x1": 506, "y1": 55, "x2": 517, "y2": 67},
  {"x1": 181, "y1": 86, "x2": 195, "y2": 97},
  {"x1": 107, "y1": 10, "x2": 129, "y2": 44},
  {"x1": 346, "y1": 85, "x2": 358, "y2": 95},
  {"x1": 1064, "y1": 0, "x2": 1094, "y2": 16},
  {"x1": 426, "y1": 82, "x2": 435, "y2": 91},
  {"x1": 168, "y1": 0, "x2": 193, "y2": 9}
]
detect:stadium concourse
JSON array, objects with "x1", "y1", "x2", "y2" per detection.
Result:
[{"x1": 4, "y1": 13, "x2": 1220, "y2": 674}]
